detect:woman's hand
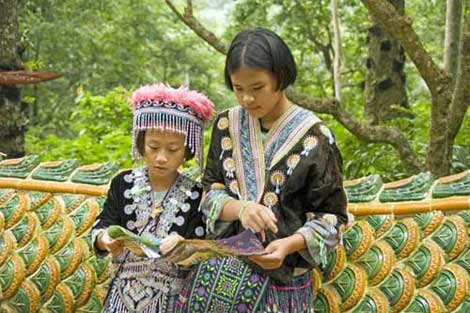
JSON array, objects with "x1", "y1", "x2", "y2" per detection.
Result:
[
  {"x1": 97, "y1": 229, "x2": 124, "y2": 257},
  {"x1": 239, "y1": 202, "x2": 278, "y2": 238},
  {"x1": 160, "y1": 233, "x2": 184, "y2": 255},
  {"x1": 249, "y1": 238, "x2": 289, "y2": 270}
]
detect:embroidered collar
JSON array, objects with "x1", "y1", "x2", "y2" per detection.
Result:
[
  {"x1": 123, "y1": 167, "x2": 199, "y2": 238},
  {"x1": 227, "y1": 105, "x2": 320, "y2": 202}
]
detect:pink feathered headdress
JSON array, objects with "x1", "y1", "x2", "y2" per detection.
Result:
[{"x1": 130, "y1": 84, "x2": 214, "y2": 168}]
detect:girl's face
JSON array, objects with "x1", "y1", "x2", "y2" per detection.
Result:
[
  {"x1": 230, "y1": 67, "x2": 288, "y2": 124},
  {"x1": 144, "y1": 129, "x2": 185, "y2": 179}
]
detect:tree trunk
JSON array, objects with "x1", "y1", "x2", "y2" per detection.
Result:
[
  {"x1": 447, "y1": 0, "x2": 470, "y2": 167},
  {"x1": 427, "y1": 85, "x2": 452, "y2": 177},
  {"x1": 331, "y1": 0, "x2": 343, "y2": 102},
  {"x1": 0, "y1": 0, "x2": 26, "y2": 158},
  {"x1": 444, "y1": 0, "x2": 463, "y2": 85},
  {"x1": 364, "y1": 0, "x2": 411, "y2": 124},
  {"x1": 362, "y1": 0, "x2": 454, "y2": 176}
]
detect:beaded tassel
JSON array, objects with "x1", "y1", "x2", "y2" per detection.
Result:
[{"x1": 131, "y1": 109, "x2": 205, "y2": 169}]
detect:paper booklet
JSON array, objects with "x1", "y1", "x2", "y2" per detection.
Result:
[
  {"x1": 107, "y1": 226, "x2": 266, "y2": 266},
  {"x1": 107, "y1": 225, "x2": 162, "y2": 258}
]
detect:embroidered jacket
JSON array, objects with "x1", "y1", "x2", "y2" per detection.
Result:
[
  {"x1": 93, "y1": 168, "x2": 205, "y2": 241},
  {"x1": 91, "y1": 168, "x2": 205, "y2": 312},
  {"x1": 202, "y1": 105, "x2": 348, "y2": 283}
]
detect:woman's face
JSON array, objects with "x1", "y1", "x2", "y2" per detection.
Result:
[
  {"x1": 143, "y1": 129, "x2": 186, "y2": 179},
  {"x1": 230, "y1": 67, "x2": 286, "y2": 123}
]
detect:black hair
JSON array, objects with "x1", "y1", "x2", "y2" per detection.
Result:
[
  {"x1": 224, "y1": 27, "x2": 297, "y2": 91},
  {"x1": 136, "y1": 131, "x2": 195, "y2": 161}
]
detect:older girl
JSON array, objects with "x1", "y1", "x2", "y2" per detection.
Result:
[{"x1": 181, "y1": 28, "x2": 348, "y2": 312}]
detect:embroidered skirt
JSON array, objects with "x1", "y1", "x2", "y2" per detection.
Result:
[
  {"x1": 256, "y1": 271, "x2": 314, "y2": 313},
  {"x1": 176, "y1": 256, "x2": 314, "y2": 313},
  {"x1": 103, "y1": 259, "x2": 186, "y2": 313}
]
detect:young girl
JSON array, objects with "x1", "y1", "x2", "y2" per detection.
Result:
[
  {"x1": 180, "y1": 28, "x2": 348, "y2": 312},
  {"x1": 91, "y1": 84, "x2": 214, "y2": 312}
]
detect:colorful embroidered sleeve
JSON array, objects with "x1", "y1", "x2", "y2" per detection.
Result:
[
  {"x1": 296, "y1": 214, "x2": 342, "y2": 266},
  {"x1": 201, "y1": 114, "x2": 238, "y2": 238},
  {"x1": 296, "y1": 125, "x2": 348, "y2": 267},
  {"x1": 201, "y1": 188, "x2": 234, "y2": 234}
]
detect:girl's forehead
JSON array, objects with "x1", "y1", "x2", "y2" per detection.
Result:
[
  {"x1": 145, "y1": 129, "x2": 185, "y2": 142},
  {"x1": 231, "y1": 67, "x2": 274, "y2": 83}
]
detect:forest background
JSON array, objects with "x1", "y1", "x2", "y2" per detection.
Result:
[{"x1": 1, "y1": 0, "x2": 469, "y2": 182}]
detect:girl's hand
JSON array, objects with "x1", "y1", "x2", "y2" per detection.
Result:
[
  {"x1": 98, "y1": 229, "x2": 124, "y2": 257},
  {"x1": 160, "y1": 234, "x2": 184, "y2": 255},
  {"x1": 248, "y1": 238, "x2": 289, "y2": 270},
  {"x1": 248, "y1": 233, "x2": 306, "y2": 269},
  {"x1": 239, "y1": 202, "x2": 278, "y2": 237}
]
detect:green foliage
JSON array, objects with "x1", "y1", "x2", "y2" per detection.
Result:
[
  {"x1": 452, "y1": 145, "x2": 470, "y2": 173},
  {"x1": 26, "y1": 87, "x2": 215, "y2": 170},
  {"x1": 26, "y1": 88, "x2": 133, "y2": 167},
  {"x1": 19, "y1": 0, "x2": 230, "y2": 135},
  {"x1": 454, "y1": 110, "x2": 470, "y2": 147},
  {"x1": 224, "y1": 0, "x2": 370, "y2": 111},
  {"x1": 21, "y1": 0, "x2": 236, "y2": 168}
]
